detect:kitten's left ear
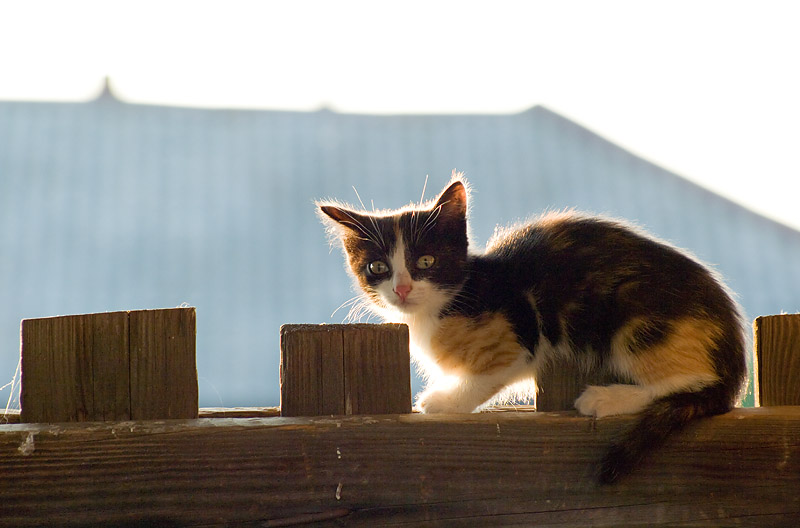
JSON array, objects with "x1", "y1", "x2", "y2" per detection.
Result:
[{"x1": 433, "y1": 179, "x2": 468, "y2": 219}]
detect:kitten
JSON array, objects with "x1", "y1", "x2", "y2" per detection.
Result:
[{"x1": 318, "y1": 174, "x2": 747, "y2": 483}]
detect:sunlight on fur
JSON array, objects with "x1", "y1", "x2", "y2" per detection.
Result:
[{"x1": 483, "y1": 378, "x2": 538, "y2": 410}]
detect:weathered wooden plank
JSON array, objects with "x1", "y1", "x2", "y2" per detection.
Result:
[
  {"x1": 129, "y1": 308, "x2": 198, "y2": 419},
  {"x1": 0, "y1": 408, "x2": 798, "y2": 526},
  {"x1": 280, "y1": 324, "x2": 411, "y2": 416},
  {"x1": 90, "y1": 311, "x2": 130, "y2": 421},
  {"x1": 21, "y1": 308, "x2": 198, "y2": 423},
  {"x1": 197, "y1": 406, "x2": 281, "y2": 418},
  {"x1": 280, "y1": 324, "x2": 346, "y2": 416},
  {"x1": 754, "y1": 314, "x2": 800, "y2": 405},
  {"x1": 4, "y1": 407, "x2": 283, "y2": 424},
  {"x1": 20, "y1": 312, "x2": 130, "y2": 422},
  {"x1": 342, "y1": 324, "x2": 411, "y2": 415}
]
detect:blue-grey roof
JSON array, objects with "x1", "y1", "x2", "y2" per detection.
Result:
[{"x1": 2, "y1": 91, "x2": 798, "y2": 406}]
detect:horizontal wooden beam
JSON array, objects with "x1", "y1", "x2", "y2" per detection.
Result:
[
  {"x1": 2, "y1": 407, "x2": 283, "y2": 424},
  {"x1": 1, "y1": 407, "x2": 798, "y2": 526}
]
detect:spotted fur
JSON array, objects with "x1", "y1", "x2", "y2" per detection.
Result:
[{"x1": 318, "y1": 174, "x2": 747, "y2": 483}]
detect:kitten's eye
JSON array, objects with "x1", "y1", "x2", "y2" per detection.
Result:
[
  {"x1": 368, "y1": 261, "x2": 390, "y2": 275},
  {"x1": 416, "y1": 255, "x2": 435, "y2": 269}
]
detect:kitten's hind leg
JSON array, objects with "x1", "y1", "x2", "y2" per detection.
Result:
[{"x1": 417, "y1": 353, "x2": 533, "y2": 414}]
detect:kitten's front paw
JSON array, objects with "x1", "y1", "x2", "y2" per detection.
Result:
[
  {"x1": 575, "y1": 386, "x2": 614, "y2": 418},
  {"x1": 416, "y1": 388, "x2": 476, "y2": 414}
]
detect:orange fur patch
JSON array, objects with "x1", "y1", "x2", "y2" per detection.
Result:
[
  {"x1": 430, "y1": 313, "x2": 524, "y2": 375},
  {"x1": 612, "y1": 317, "x2": 721, "y2": 385}
]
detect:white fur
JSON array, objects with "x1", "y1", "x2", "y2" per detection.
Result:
[
  {"x1": 575, "y1": 384, "x2": 653, "y2": 418},
  {"x1": 404, "y1": 289, "x2": 546, "y2": 413},
  {"x1": 366, "y1": 213, "x2": 545, "y2": 414},
  {"x1": 575, "y1": 372, "x2": 719, "y2": 418},
  {"x1": 389, "y1": 228, "x2": 412, "y2": 295},
  {"x1": 571, "y1": 332, "x2": 722, "y2": 418},
  {"x1": 416, "y1": 351, "x2": 534, "y2": 413},
  {"x1": 388, "y1": 282, "x2": 456, "y2": 383},
  {"x1": 366, "y1": 226, "x2": 458, "y2": 384}
]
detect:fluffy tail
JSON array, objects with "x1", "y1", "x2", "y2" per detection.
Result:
[{"x1": 599, "y1": 384, "x2": 735, "y2": 484}]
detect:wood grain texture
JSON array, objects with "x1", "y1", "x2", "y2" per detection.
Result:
[
  {"x1": 20, "y1": 312, "x2": 130, "y2": 422},
  {"x1": 280, "y1": 324, "x2": 346, "y2": 416},
  {"x1": 754, "y1": 314, "x2": 800, "y2": 406},
  {"x1": 0, "y1": 408, "x2": 798, "y2": 526},
  {"x1": 21, "y1": 308, "x2": 197, "y2": 423},
  {"x1": 129, "y1": 308, "x2": 198, "y2": 419},
  {"x1": 342, "y1": 324, "x2": 411, "y2": 415},
  {"x1": 90, "y1": 312, "x2": 131, "y2": 421},
  {"x1": 197, "y1": 406, "x2": 281, "y2": 418},
  {"x1": 280, "y1": 324, "x2": 411, "y2": 417},
  {"x1": 6, "y1": 407, "x2": 282, "y2": 424}
]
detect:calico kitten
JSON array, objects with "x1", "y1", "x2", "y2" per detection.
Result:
[{"x1": 318, "y1": 174, "x2": 747, "y2": 483}]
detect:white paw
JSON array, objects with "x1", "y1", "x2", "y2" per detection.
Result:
[
  {"x1": 416, "y1": 388, "x2": 476, "y2": 414},
  {"x1": 574, "y1": 384, "x2": 651, "y2": 418},
  {"x1": 574, "y1": 386, "x2": 614, "y2": 417}
]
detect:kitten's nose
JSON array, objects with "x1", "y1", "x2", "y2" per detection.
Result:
[{"x1": 394, "y1": 284, "x2": 412, "y2": 302}]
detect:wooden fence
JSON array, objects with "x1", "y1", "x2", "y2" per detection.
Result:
[{"x1": 0, "y1": 310, "x2": 798, "y2": 526}]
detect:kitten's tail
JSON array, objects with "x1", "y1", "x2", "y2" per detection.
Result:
[{"x1": 599, "y1": 383, "x2": 735, "y2": 484}]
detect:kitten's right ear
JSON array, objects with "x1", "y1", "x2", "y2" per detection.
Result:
[
  {"x1": 317, "y1": 204, "x2": 370, "y2": 236},
  {"x1": 319, "y1": 205, "x2": 352, "y2": 226}
]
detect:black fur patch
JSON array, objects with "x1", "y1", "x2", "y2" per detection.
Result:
[{"x1": 398, "y1": 208, "x2": 468, "y2": 289}]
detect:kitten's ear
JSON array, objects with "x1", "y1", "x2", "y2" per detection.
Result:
[
  {"x1": 318, "y1": 204, "x2": 372, "y2": 237},
  {"x1": 433, "y1": 179, "x2": 468, "y2": 219},
  {"x1": 319, "y1": 205, "x2": 353, "y2": 226}
]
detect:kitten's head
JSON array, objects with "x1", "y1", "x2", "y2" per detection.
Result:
[{"x1": 318, "y1": 177, "x2": 469, "y2": 318}]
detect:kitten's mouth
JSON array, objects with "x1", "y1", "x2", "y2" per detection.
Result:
[{"x1": 387, "y1": 296, "x2": 420, "y2": 312}]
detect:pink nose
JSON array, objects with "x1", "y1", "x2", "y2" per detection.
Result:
[{"x1": 394, "y1": 284, "x2": 412, "y2": 302}]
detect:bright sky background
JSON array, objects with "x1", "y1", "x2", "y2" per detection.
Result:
[{"x1": 2, "y1": 0, "x2": 798, "y2": 229}]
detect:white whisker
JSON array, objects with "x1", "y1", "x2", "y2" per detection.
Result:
[
  {"x1": 330, "y1": 295, "x2": 362, "y2": 319},
  {"x1": 418, "y1": 175, "x2": 429, "y2": 207},
  {"x1": 351, "y1": 186, "x2": 385, "y2": 250},
  {"x1": 345, "y1": 295, "x2": 381, "y2": 323},
  {"x1": 417, "y1": 204, "x2": 444, "y2": 242},
  {"x1": 352, "y1": 186, "x2": 368, "y2": 211},
  {"x1": 339, "y1": 211, "x2": 384, "y2": 250}
]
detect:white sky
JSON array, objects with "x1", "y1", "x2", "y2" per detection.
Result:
[{"x1": 1, "y1": 0, "x2": 798, "y2": 229}]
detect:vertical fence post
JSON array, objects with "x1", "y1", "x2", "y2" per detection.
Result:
[
  {"x1": 280, "y1": 324, "x2": 411, "y2": 417},
  {"x1": 754, "y1": 314, "x2": 800, "y2": 406},
  {"x1": 20, "y1": 307, "x2": 197, "y2": 423}
]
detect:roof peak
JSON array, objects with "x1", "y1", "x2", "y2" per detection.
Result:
[{"x1": 94, "y1": 76, "x2": 119, "y2": 103}]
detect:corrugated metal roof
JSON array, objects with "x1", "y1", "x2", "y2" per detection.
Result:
[{"x1": 2, "y1": 93, "x2": 798, "y2": 406}]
